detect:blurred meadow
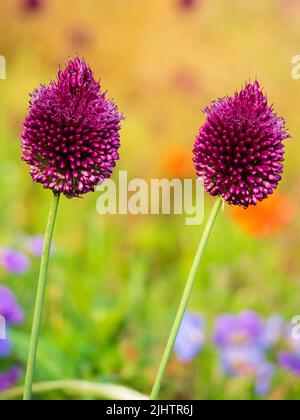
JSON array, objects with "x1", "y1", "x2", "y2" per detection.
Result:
[{"x1": 0, "y1": 0, "x2": 300, "y2": 400}]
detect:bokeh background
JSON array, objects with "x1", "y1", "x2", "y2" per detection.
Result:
[{"x1": 0, "y1": 0, "x2": 300, "y2": 400}]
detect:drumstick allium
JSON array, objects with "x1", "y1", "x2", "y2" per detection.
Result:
[
  {"x1": 21, "y1": 57, "x2": 123, "y2": 400},
  {"x1": 21, "y1": 57, "x2": 123, "y2": 197},
  {"x1": 193, "y1": 81, "x2": 289, "y2": 207},
  {"x1": 150, "y1": 81, "x2": 290, "y2": 399}
]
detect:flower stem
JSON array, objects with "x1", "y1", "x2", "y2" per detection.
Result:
[
  {"x1": 150, "y1": 197, "x2": 222, "y2": 400},
  {"x1": 23, "y1": 192, "x2": 60, "y2": 401}
]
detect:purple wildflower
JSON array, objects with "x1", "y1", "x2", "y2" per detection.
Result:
[
  {"x1": 278, "y1": 352, "x2": 300, "y2": 376},
  {"x1": 278, "y1": 325, "x2": 300, "y2": 376},
  {"x1": 219, "y1": 346, "x2": 274, "y2": 396},
  {"x1": 0, "y1": 286, "x2": 24, "y2": 325},
  {"x1": 174, "y1": 312, "x2": 205, "y2": 363},
  {"x1": 220, "y1": 346, "x2": 264, "y2": 376},
  {"x1": 26, "y1": 236, "x2": 54, "y2": 258},
  {"x1": 0, "y1": 338, "x2": 12, "y2": 359},
  {"x1": 193, "y1": 81, "x2": 290, "y2": 207},
  {"x1": 214, "y1": 310, "x2": 264, "y2": 348},
  {"x1": 21, "y1": 57, "x2": 123, "y2": 198},
  {"x1": 0, "y1": 366, "x2": 22, "y2": 391},
  {"x1": 0, "y1": 249, "x2": 30, "y2": 275}
]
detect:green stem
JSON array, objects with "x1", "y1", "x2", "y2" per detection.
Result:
[
  {"x1": 150, "y1": 197, "x2": 222, "y2": 400},
  {"x1": 23, "y1": 192, "x2": 60, "y2": 401}
]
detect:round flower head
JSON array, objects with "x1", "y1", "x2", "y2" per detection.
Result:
[
  {"x1": 193, "y1": 81, "x2": 290, "y2": 207},
  {"x1": 21, "y1": 57, "x2": 123, "y2": 198}
]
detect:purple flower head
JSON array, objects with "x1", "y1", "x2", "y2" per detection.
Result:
[
  {"x1": 219, "y1": 346, "x2": 274, "y2": 396},
  {"x1": 193, "y1": 81, "x2": 290, "y2": 207},
  {"x1": 26, "y1": 235, "x2": 54, "y2": 258},
  {"x1": 0, "y1": 286, "x2": 24, "y2": 325},
  {"x1": 0, "y1": 338, "x2": 12, "y2": 359},
  {"x1": 0, "y1": 248, "x2": 30, "y2": 275},
  {"x1": 21, "y1": 57, "x2": 123, "y2": 198},
  {"x1": 278, "y1": 352, "x2": 300, "y2": 376},
  {"x1": 0, "y1": 366, "x2": 22, "y2": 391},
  {"x1": 214, "y1": 310, "x2": 264, "y2": 348},
  {"x1": 174, "y1": 312, "x2": 205, "y2": 363}
]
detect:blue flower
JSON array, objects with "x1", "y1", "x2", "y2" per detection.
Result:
[{"x1": 174, "y1": 312, "x2": 205, "y2": 363}]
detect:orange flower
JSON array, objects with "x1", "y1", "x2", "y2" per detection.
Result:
[
  {"x1": 161, "y1": 146, "x2": 194, "y2": 179},
  {"x1": 230, "y1": 193, "x2": 296, "y2": 238}
]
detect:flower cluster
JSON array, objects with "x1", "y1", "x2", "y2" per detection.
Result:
[
  {"x1": 193, "y1": 81, "x2": 289, "y2": 208},
  {"x1": 0, "y1": 286, "x2": 24, "y2": 391},
  {"x1": 175, "y1": 311, "x2": 299, "y2": 396},
  {"x1": 21, "y1": 57, "x2": 123, "y2": 198}
]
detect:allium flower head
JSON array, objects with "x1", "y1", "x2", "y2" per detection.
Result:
[
  {"x1": 193, "y1": 81, "x2": 289, "y2": 207},
  {"x1": 21, "y1": 57, "x2": 123, "y2": 198}
]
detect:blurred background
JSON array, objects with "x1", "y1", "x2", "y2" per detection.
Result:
[{"x1": 0, "y1": 0, "x2": 299, "y2": 400}]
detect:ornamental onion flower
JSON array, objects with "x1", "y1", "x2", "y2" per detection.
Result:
[
  {"x1": 150, "y1": 82, "x2": 290, "y2": 399},
  {"x1": 21, "y1": 57, "x2": 123, "y2": 400},
  {"x1": 21, "y1": 57, "x2": 123, "y2": 198},
  {"x1": 193, "y1": 81, "x2": 290, "y2": 207}
]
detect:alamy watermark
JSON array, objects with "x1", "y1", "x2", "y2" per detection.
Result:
[
  {"x1": 96, "y1": 171, "x2": 205, "y2": 225},
  {"x1": 0, "y1": 55, "x2": 6, "y2": 80},
  {"x1": 0, "y1": 315, "x2": 6, "y2": 340},
  {"x1": 291, "y1": 55, "x2": 300, "y2": 80},
  {"x1": 291, "y1": 315, "x2": 300, "y2": 340}
]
